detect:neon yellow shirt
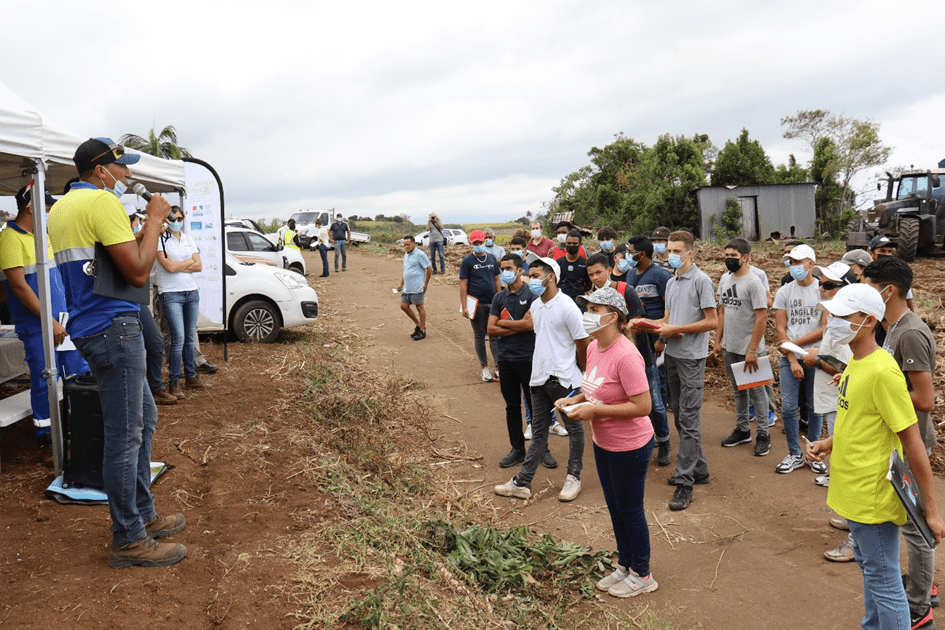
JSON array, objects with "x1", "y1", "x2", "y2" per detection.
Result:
[{"x1": 827, "y1": 348, "x2": 917, "y2": 525}]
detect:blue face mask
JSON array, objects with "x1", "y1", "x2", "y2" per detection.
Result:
[
  {"x1": 499, "y1": 270, "x2": 517, "y2": 285},
  {"x1": 132, "y1": 223, "x2": 142, "y2": 235},
  {"x1": 618, "y1": 256, "x2": 637, "y2": 272},
  {"x1": 103, "y1": 169, "x2": 127, "y2": 198},
  {"x1": 168, "y1": 220, "x2": 183, "y2": 232},
  {"x1": 600, "y1": 240, "x2": 613, "y2": 251},
  {"x1": 485, "y1": 238, "x2": 494, "y2": 247},
  {"x1": 789, "y1": 264, "x2": 808, "y2": 281},
  {"x1": 668, "y1": 253, "x2": 685, "y2": 269},
  {"x1": 528, "y1": 277, "x2": 547, "y2": 297},
  {"x1": 473, "y1": 244, "x2": 486, "y2": 255},
  {"x1": 653, "y1": 242, "x2": 667, "y2": 254},
  {"x1": 512, "y1": 250, "x2": 524, "y2": 258}
]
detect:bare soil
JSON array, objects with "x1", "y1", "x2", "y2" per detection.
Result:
[{"x1": 1, "y1": 244, "x2": 944, "y2": 629}]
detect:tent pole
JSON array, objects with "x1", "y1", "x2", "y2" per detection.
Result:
[{"x1": 31, "y1": 162, "x2": 64, "y2": 474}]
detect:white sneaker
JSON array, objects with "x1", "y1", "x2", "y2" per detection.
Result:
[
  {"x1": 815, "y1": 474, "x2": 830, "y2": 487},
  {"x1": 775, "y1": 453, "x2": 805, "y2": 474},
  {"x1": 494, "y1": 478, "x2": 531, "y2": 499},
  {"x1": 523, "y1": 425, "x2": 532, "y2": 440},
  {"x1": 558, "y1": 474, "x2": 581, "y2": 502},
  {"x1": 608, "y1": 571, "x2": 658, "y2": 598},
  {"x1": 807, "y1": 458, "x2": 828, "y2": 474},
  {"x1": 596, "y1": 567, "x2": 627, "y2": 592},
  {"x1": 481, "y1": 367, "x2": 493, "y2": 382},
  {"x1": 549, "y1": 422, "x2": 569, "y2": 437}
]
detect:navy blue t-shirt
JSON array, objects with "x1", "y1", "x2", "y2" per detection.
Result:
[
  {"x1": 611, "y1": 281, "x2": 654, "y2": 367},
  {"x1": 490, "y1": 283, "x2": 537, "y2": 362},
  {"x1": 558, "y1": 256, "x2": 589, "y2": 301},
  {"x1": 626, "y1": 263, "x2": 671, "y2": 320},
  {"x1": 459, "y1": 252, "x2": 500, "y2": 302}
]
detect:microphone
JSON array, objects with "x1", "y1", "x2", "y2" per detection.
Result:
[{"x1": 132, "y1": 183, "x2": 152, "y2": 201}]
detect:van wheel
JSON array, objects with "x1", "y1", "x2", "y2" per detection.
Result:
[
  {"x1": 233, "y1": 300, "x2": 280, "y2": 343},
  {"x1": 289, "y1": 263, "x2": 304, "y2": 275}
]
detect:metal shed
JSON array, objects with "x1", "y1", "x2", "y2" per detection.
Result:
[{"x1": 694, "y1": 183, "x2": 816, "y2": 241}]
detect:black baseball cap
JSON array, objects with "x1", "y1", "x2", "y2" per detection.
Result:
[
  {"x1": 73, "y1": 137, "x2": 139, "y2": 175},
  {"x1": 868, "y1": 235, "x2": 897, "y2": 251},
  {"x1": 15, "y1": 184, "x2": 56, "y2": 210}
]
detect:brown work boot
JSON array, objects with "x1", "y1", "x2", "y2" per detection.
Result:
[
  {"x1": 185, "y1": 375, "x2": 211, "y2": 391},
  {"x1": 168, "y1": 380, "x2": 185, "y2": 400},
  {"x1": 145, "y1": 513, "x2": 186, "y2": 539},
  {"x1": 108, "y1": 537, "x2": 187, "y2": 569},
  {"x1": 152, "y1": 390, "x2": 178, "y2": 405}
]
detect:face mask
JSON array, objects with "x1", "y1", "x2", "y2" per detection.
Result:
[
  {"x1": 600, "y1": 240, "x2": 613, "y2": 251},
  {"x1": 168, "y1": 220, "x2": 183, "y2": 232},
  {"x1": 616, "y1": 257, "x2": 633, "y2": 272},
  {"x1": 789, "y1": 265, "x2": 808, "y2": 281},
  {"x1": 531, "y1": 229, "x2": 542, "y2": 239},
  {"x1": 103, "y1": 168, "x2": 127, "y2": 198},
  {"x1": 827, "y1": 315, "x2": 867, "y2": 345},
  {"x1": 582, "y1": 311, "x2": 611, "y2": 334},
  {"x1": 499, "y1": 270, "x2": 517, "y2": 285},
  {"x1": 653, "y1": 243, "x2": 667, "y2": 254},
  {"x1": 473, "y1": 244, "x2": 486, "y2": 255},
  {"x1": 566, "y1": 245, "x2": 579, "y2": 255},
  {"x1": 724, "y1": 257, "x2": 742, "y2": 273},
  {"x1": 132, "y1": 223, "x2": 142, "y2": 235},
  {"x1": 557, "y1": 233, "x2": 567, "y2": 243},
  {"x1": 668, "y1": 253, "x2": 685, "y2": 269},
  {"x1": 485, "y1": 238, "x2": 494, "y2": 247},
  {"x1": 528, "y1": 277, "x2": 547, "y2": 297},
  {"x1": 511, "y1": 250, "x2": 524, "y2": 258}
]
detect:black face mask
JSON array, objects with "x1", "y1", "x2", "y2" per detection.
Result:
[
  {"x1": 724, "y1": 257, "x2": 742, "y2": 273},
  {"x1": 566, "y1": 245, "x2": 579, "y2": 255}
]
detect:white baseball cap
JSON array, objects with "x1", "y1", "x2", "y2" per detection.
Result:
[
  {"x1": 525, "y1": 251, "x2": 561, "y2": 279},
  {"x1": 817, "y1": 284, "x2": 885, "y2": 320},
  {"x1": 813, "y1": 261, "x2": 852, "y2": 283},
  {"x1": 783, "y1": 244, "x2": 817, "y2": 265}
]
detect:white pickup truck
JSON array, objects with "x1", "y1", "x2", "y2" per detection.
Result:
[{"x1": 290, "y1": 211, "x2": 370, "y2": 249}]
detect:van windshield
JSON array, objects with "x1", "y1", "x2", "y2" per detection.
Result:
[{"x1": 290, "y1": 212, "x2": 320, "y2": 225}]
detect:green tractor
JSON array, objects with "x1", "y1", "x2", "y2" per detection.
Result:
[{"x1": 846, "y1": 163, "x2": 945, "y2": 261}]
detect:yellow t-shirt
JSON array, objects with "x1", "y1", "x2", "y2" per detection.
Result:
[{"x1": 827, "y1": 348, "x2": 917, "y2": 525}]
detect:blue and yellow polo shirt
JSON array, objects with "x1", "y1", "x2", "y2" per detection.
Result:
[
  {"x1": 0, "y1": 221, "x2": 70, "y2": 336},
  {"x1": 47, "y1": 182, "x2": 139, "y2": 338}
]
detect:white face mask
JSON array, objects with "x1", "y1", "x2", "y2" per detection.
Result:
[
  {"x1": 827, "y1": 315, "x2": 867, "y2": 345},
  {"x1": 531, "y1": 229, "x2": 542, "y2": 239},
  {"x1": 581, "y1": 311, "x2": 610, "y2": 334},
  {"x1": 557, "y1": 233, "x2": 567, "y2": 243}
]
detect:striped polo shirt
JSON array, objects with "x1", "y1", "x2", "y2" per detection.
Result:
[
  {"x1": 0, "y1": 221, "x2": 71, "y2": 336},
  {"x1": 47, "y1": 182, "x2": 139, "y2": 338}
]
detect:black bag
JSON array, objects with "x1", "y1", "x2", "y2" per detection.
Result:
[
  {"x1": 62, "y1": 375, "x2": 105, "y2": 489},
  {"x1": 91, "y1": 243, "x2": 150, "y2": 305}
]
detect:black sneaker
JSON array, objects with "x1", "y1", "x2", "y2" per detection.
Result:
[
  {"x1": 721, "y1": 428, "x2": 752, "y2": 447},
  {"x1": 411, "y1": 326, "x2": 421, "y2": 338},
  {"x1": 656, "y1": 440, "x2": 671, "y2": 466},
  {"x1": 910, "y1": 606, "x2": 934, "y2": 629},
  {"x1": 499, "y1": 449, "x2": 526, "y2": 468},
  {"x1": 669, "y1": 485, "x2": 693, "y2": 511},
  {"x1": 668, "y1": 473, "x2": 710, "y2": 486},
  {"x1": 541, "y1": 449, "x2": 558, "y2": 469},
  {"x1": 196, "y1": 362, "x2": 219, "y2": 374},
  {"x1": 754, "y1": 433, "x2": 771, "y2": 457},
  {"x1": 412, "y1": 330, "x2": 426, "y2": 341}
]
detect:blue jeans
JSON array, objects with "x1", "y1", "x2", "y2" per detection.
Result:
[
  {"x1": 334, "y1": 240, "x2": 347, "y2": 269},
  {"x1": 848, "y1": 519, "x2": 910, "y2": 630},
  {"x1": 160, "y1": 290, "x2": 199, "y2": 382},
  {"x1": 72, "y1": 314, "x2": 157, "y2": 547},
  {"x1": 645, "y1": 362, "x2": 669, "y2": 442},
  {"x1": 595, "y1": 439, "x2": 654, "y2": 576},
  {"x1": 318, "y1": 244, "x2": 330, "y2": 275},
  {"x1": 139, "y1": 306, "x2": 165, "y2": 393},
  {"x1": 429, "y1": 241, "x2": 445, "y2": 273},
  {"x1": 778, "y1": 357, "x2": 823, "y2": 456},
  {"x1": 20, "y1": 328, "x2": 88, "y2": 435}
]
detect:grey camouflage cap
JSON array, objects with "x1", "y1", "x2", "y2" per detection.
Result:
[{"x1": 576, "y1": 287, "x2": 628, "y2": 317}]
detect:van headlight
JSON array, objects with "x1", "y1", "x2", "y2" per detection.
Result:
[{"x1": 275, "y1": 271, "x2": 306, "y2": 289}]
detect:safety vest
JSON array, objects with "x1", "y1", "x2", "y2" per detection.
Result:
[{"x1": 283, "y1": 228, "x2": 301, "y2": 251}]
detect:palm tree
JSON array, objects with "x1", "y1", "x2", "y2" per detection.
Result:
[{"x1": 119, "y1": 125, "x2": 192, "y2": 159}]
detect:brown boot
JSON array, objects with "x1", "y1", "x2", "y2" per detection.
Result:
[
  {"x1": 168, "y1": 380, "x2": 185, "y2": 400},
  {"x1": 185, "y1": 375, "x2": 211, "y2": 391},
  {"x1": 145, "y1": 513, "x2": 186, "y2": 539},
  {"x1": 152, "y1": 390, "x2": 178, "y2": 405},
  {"x1": 108, "y1": 537, "x2": 187, "y2": 569}
]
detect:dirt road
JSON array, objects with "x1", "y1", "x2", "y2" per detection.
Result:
[{"x1": 314, "y1": 248, "x2": 945, "y2": 629}]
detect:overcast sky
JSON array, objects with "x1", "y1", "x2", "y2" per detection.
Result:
[{"x1": 2, "y1": 0, "x2": 942, "y2": 224}]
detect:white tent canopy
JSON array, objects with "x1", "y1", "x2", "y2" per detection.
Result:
[{"x1": 0, "y1": 81, "x2": 186, "y2": 197}]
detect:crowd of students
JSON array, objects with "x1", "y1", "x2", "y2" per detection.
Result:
[{"x1": 395, "y1": 220, "x2": 944, "y2": 627}]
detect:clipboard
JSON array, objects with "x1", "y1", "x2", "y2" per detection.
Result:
[
  {"x1": 459, "y1": 295, "x2": 478, "y2": 319},
  {"x1": 887, "y1": 449, "x2": 936, "y2": 548},
  {"x1": 817, "y1": 354, "x2": 848, "y2": 372},
  {"x1": 91, "y1": 243, "x2": 150, "y2": 305},
  {"x1": 731, "y1": 355, "x2": 774, "y2": 391}
]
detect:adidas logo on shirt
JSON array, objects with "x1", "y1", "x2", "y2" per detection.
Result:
[{"x1": 720, "y1": 284, "x2": 742, "y2": 307}]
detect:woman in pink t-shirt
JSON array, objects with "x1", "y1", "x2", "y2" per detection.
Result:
[{"x1": 556, "y1": 287, "x2": 656, "y2": 599}]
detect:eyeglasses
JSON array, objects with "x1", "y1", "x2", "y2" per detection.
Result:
[
  {"x1": 820, "y1": 281, "x2": 845, "y2": 291},
  {"x1": 90, "y1": 142, "x2": 125, "y2": 164}
]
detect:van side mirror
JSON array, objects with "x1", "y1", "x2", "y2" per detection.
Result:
[{"x1": 932, "y1": 175, "x2": 940, "y2": 188}]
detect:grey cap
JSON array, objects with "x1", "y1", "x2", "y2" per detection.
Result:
[
  {"x1": 576, "y1": 287, "x2": 628, "y2": 317},
  {"x1": 840, "y1": 249, "x2": 872, "y2": 268}
]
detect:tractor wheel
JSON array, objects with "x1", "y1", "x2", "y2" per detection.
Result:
[
  {"x1": 898, "y1": 216, "x2": 919, "y2": 262},
  {"x1": 845, "y1": 218, "x2": 861, "y2": 251}
]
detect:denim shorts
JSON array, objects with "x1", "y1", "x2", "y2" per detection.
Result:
[{"x1": 401, "y1": 292, "x2": 424, "y2": 305}]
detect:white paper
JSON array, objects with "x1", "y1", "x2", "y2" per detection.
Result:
[
  {"x1": 779, "y1": 341, "x2": 808, "y2": 358},
  {"x1": 731, "y1": 356, "x2": 774, "y2": 389},
  {"x1": 458, "y1": 295, "x2": 478, "y2": 319},
  {"x1": 56, "y1": 312, "x2": 76, "y2": 352},
  {"x1": 561, "y1": 402, "x2": 591, "y2": 415}
]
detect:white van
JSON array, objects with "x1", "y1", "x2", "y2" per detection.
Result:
[{"x1": 200, "y1": 252, "x2": 318, "y2": 343}]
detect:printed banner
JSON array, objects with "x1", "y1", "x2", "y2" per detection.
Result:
[{"x1": 183, "y1": 161, "x2": 225, "y2": 330}]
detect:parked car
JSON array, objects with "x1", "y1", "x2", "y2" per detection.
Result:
[
  {"x1": 225, "y1": 226, "x2": 306, "y2": 275},
  {"x1": 202, "y1": 252, "x2": 318, "y2": 343},
  {"x1": 408, "y1": 228, "x2": 469, "y2": 247},
  {"x1": 225, "y1": 218, "x2": 265, "y2": 233}
]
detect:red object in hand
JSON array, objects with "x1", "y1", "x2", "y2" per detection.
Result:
[{"x1": 633, "y1": 320, "x2": 662, "y2": 331}]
